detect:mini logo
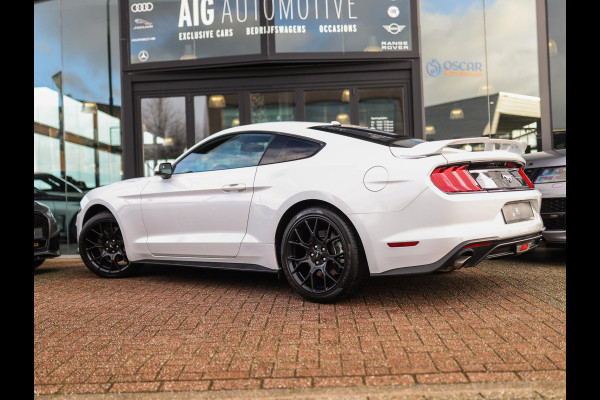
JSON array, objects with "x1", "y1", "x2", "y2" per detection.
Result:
[
  {"x1": 383, "y1": 23, "x2": 406, "y2": 34},
  {"x1": 502, "y1": 174, "x2": 513, "y2": 183},
  {"x1": 131, "y1": 2, "x2": 153, "y2": 12},
  {"x1": 387, "y1": 6, "x2": 400, "y2": 18},
  {"x1": 138, "y1": 50, "x2": 149, "y2": 62},
  {"x1": 426, "y1": 59, "x2": 441, "y2": 77}
]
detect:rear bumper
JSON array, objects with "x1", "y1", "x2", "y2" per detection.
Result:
[
  {"x1": 351, "y1": 186, "x2": 543, "y2": 274},
  {"x1": 372, "y1": 232, "x2": 543, "y2": 276}
]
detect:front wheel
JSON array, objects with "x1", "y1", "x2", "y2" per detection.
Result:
[
  {"x1": 280, "y1": 207, "x2": 367, "y2": 303},
  {"x1": 78, "y1": 211, "x2": 138, "y2": 278}
]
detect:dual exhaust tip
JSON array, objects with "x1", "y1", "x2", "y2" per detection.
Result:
[
  {"x1": 438, "y1": 250, "x2": 473, "y2": 273},
  {"x1": 452, "y1": 252, "x2": 473, "y2": 270}
]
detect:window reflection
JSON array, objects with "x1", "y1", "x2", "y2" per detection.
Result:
[
  {"x1": 547, "y1": 0, "x2": 566, "y2": 149},
  {"x1": 35, "y1": 0, "x2": 124, "y2": 253},
  {"x1": 194, "y1": 94, "x2": 240, "y2": 143},
  {"x1": 305, "y1": 89, "x2": 350, "y2": 124},
  {"x1": 142, "y1": 97, "x2": 187, "y2": 177},
  {"x1": 251, "y1": 92, "x2": 295, "y2": 123},
  {"x1": 420, "y1": 0, "x2": 541, "y2": 151},
  {"x1": 358, "y1": 87, "x2": 405, "y2": 135}
]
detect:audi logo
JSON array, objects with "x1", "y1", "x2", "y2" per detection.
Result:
[{"x1": 131, "y1": 2, "x2": 153, "y2": 12}]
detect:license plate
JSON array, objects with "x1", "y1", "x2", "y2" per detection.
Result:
[
  {"x1": 34, "y1": 227, "x2": 43, "y2": 238},
  {"x1": 502, "y1": 202, "x2": 534, "y2": 224}
]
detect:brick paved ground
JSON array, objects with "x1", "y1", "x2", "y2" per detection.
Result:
[{"x1": 34, "y1": 245, "x2": 566, "y2": 399}]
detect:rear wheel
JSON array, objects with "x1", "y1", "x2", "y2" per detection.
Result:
[
  {"x1": 79, "y1": 211, "x2": 138, "y2": 278},
  {"x1": 280, "y1": 207, "x2": 366, "y2": 303}
]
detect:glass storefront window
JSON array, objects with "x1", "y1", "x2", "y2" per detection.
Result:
[
  {"x1": 35, "y1": 0, "x2": 124, "y2": 254},
  {"x1": 420, "y1": 0, "x2": 541, "y2": 152},
  {"x1": 128, "y1": 0, "x2": 261, "y2": 65},
  {"x1": 358, "y1": 87, "x2": 405, "y2": 135},
  {"x1": 305, "y1": 89, "x2": 350, "y2": 124},
  {"x1": 141, "y1": 97, "x2": 187, "y2": 177},
  {"x1": 194, "y1": 94, "x2": 240, "y2": 144},
  {"x1": 547, "y1": 0, "x2": 566, "y2": 149},
  {"x1": 251, "y1": 92, "x2": 295, "y2": 123}
]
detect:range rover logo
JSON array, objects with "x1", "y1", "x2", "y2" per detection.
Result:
[{"x1": 502, "y1": 174, "x2": 513, "y2": 183}]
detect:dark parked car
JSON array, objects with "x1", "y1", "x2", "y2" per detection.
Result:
[
  {"x1": 34, "y1": 201, "x2": 61, "y2": 267},
  {"x1": 34, "y1": 173, "x2": 84, "y2": 240},
  {"x1": 523, "y1": 150, "x2": 566, "y2": 245}
]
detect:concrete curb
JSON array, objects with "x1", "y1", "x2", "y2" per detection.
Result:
[{"x1": 35, "y1": 380, "x2": 566, "y2": 400}]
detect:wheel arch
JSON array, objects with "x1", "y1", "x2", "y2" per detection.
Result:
[
  {"x1": 274, "y1": 199, "x2": 369, "y2": 272},
  {"x1": 82, "y1": 204, "x2": 113, "y2": 226}
]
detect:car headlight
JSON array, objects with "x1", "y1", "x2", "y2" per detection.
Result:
[
  {"x1": 45, "y1": 208, "x2": 54, "y2": 219},
  {"x1": 534, "y1": 166, "x2": 566, "y2": 183}
]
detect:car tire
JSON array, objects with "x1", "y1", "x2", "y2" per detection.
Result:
[
  {"x1": 34, "y1": 259, "x2": 45, "y2": 268},
  {"x1": 79, "y1": 211, "x2": 138, "y2": 278},
  {"x1": 280, "y1": 207, "x2": 367, "y2": 303}
]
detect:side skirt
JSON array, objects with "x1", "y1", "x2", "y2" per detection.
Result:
[{"x1": 135, "y1": 259, "x2": 278, "y2": 274}]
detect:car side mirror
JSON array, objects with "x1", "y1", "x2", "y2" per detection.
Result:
[{"x1": 155, "y1": 162, "x2": 173, "y2": 179}]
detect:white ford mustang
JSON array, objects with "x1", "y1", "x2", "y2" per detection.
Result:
[{"x1": 77, "y1": 121, "x2": 544, "y2": 302}]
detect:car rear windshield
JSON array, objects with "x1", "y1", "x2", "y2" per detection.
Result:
[{"x1": 310, "y1": 125, "x2": 424, "y2": 148}]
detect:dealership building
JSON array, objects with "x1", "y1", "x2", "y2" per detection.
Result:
[{"x1": 34, "y1": 0, "x2": 565, "y2": 253}]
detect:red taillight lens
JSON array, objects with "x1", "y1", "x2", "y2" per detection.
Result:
[
  {"x1": 387, "y1": 241, "x2": 419, "y2": 248},
  {"x1": 431, "y1": 165, "x2": 482, "y2": 193},
  {"x1": 518, "y1": 166, "x2": 535, "y2": 188}
]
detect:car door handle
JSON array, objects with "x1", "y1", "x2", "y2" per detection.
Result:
[{"x1": 222, "y1": 183, "x2": 246, "y2": 192}]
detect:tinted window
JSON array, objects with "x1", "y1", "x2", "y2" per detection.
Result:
[
  {"x1": 174, "y1": 134, "x2": 273, "y2": 174},
  {"x1": 311, "y1": 125, "x2": 423, "y2": 148},
  {"x1": 260, "y1": 135, "x2": 323, "y2": 165}
]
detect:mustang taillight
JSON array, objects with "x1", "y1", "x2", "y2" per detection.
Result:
[
  {"x1": 431, "y1": 165, "x2": 482, "y2": 193},
  {"x1": 517, "y1": 166, "x2": 535, "y2": 188}
]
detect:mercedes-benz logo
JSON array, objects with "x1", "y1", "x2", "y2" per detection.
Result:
[{"x1": 138, "y1": 50, "x2": 149, "y2": 62}]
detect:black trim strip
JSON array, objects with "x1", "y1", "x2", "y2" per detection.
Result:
[{"x1": 136, "y1": 259, "x2": 277, "y2": 274}]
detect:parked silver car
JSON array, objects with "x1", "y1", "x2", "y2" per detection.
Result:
[{"x1": 523, "y1": 150, "x2": 566, "y2": 245}]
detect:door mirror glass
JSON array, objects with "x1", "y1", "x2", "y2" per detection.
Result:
[{"x1": 155, "y1": 162, "x2": 173, "y2": 179}]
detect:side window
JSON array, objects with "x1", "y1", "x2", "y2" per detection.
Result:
[
  {"x1": 174, "y1": 133, "x2": 273, "y2": 174},
  {"x1": 260, "y1": 135, "x2": 323, "y2": 165},
  {"x1": 34, "y1": 179, "x2": 54, "y2": 191}
]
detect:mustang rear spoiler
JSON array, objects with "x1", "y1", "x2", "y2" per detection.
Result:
[{"x1": 390, "y1": 137, "x2": 527, "y2": 158}]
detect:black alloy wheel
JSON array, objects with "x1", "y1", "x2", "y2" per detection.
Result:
[
  {"x1": 79, "y1": 211, "x2": 137, "y2": 278},
  {"x1": 280, "y1": 207, "x2": 366, "y2": 303}
]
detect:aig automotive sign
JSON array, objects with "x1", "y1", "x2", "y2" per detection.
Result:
[{"x1": 128, "y1": 0, "x2": 413, "y2": 65}]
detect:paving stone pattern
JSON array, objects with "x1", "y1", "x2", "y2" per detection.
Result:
[{"x1": 34, "y1": 247, "x2": 565, "y2": 398}]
